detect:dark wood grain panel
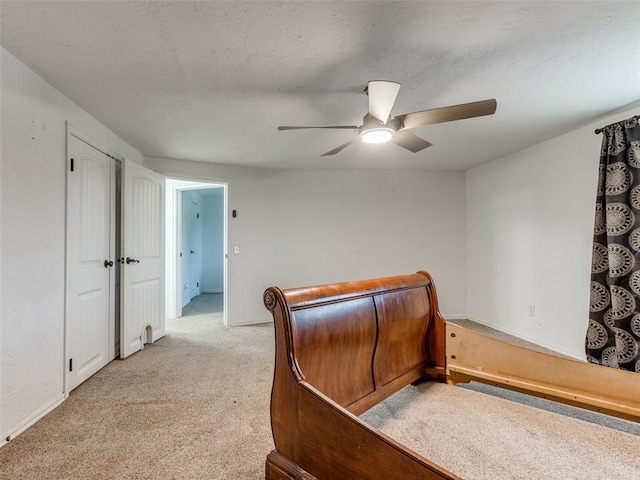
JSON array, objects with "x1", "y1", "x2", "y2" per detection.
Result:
[
  {"x1": 373, "y1": 288, "x2": 431, "y2": 387},
  {"x1": 294, "y1": 382, "x2": 459, "y2": 480},
  {"x1": 290, "y1": 298, "x2": 377, "y2": 407},
  {"x1": 266, "y1": 450, "x2": 318, "y2": 480}
]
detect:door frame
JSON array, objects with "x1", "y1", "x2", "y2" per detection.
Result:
[
  {"x1": 64, "y1": 124, "x2": 123, "y2": 396},
  {"x1": 165, "y1": 178, "x2": 229, "y2": 326},
  {"x1": 188, "y1": 198, "x2": 201, "y2": 301},
  {"x1": 181, "y1": 195, "x2": 202, "y2": 306}
]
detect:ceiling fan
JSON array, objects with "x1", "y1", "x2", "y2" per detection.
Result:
[{"x1": 278, "y1": 81, "x2": 497, "y2": 156}]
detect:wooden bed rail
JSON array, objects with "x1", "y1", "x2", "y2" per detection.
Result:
[{"x1": 446, "y1": 323, "x2": 640, "y2": 423}]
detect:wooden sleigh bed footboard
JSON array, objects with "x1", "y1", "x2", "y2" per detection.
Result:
[
  {"x1": 263, "y1": 271, "x2": 640, "y2": 480},
  {"x1": 263, "y1": 271, "x2": 456, "y2": 480}
]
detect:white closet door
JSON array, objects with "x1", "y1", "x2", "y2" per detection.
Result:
[
  {"x1": 66, "y1": 135, "x2": 114, "y2": 390},
  {"x1": 120, "y1": 159, "x2": 165, "y2": 359}
]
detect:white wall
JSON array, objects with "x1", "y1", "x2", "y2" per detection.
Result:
[
  {"x1": 0, "y1": 47, "x2": 144, "y2": 443},
  {"x1": 467, "y1": 104, "x2": 640, "y2": 359},
  {"x1": 269, "y1": 169, "x2": 466, "y2": 311},
  {"x1": 200, "y1": 190, "x2": 225, "y2": 293},
  {"x1": 145, "y1": 156, "x2": 468, "y2": 324}
]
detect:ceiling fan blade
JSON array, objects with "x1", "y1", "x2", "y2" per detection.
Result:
[
  {"x1": 321, "y1": 138, "x2": 359, "y2": 156},
  {"x1": 367, "y1": 80, "x2": 401, "y2": 124},
  {"x1": 392, "y1": 130, "x2": 432, "y2": 153},
  {"x1": 278, "y1": 125, "x2": 359, "y2": 131},
  {"x1": 396, "y1": 99, "x2": 497, "y2": 130}
]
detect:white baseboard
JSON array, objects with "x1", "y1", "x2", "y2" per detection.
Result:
[
  {"x1": 442, "y1": 314, "x2": 467, "y2": 320},
  {"x1": 230, "y1": 317, "x2": 273, "y2": 326},
  {"x1": 1, "y1": 394, "x2": 65, "y2": 448}
]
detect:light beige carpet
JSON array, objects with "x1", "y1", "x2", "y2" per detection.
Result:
[
  {"x1": 360, "y1": 382, "x2": 640, "y2": 480},
  {"x1": 1, "y1": 297, "x2": 639, "y2": 479},
  {"x1": 0, "y1": 294, "x2": 275, "y2": 479}
]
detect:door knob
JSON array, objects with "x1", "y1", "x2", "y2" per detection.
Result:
[
  {"x1": 190, "y1": 250, "x2": 195, "y2": 254},
  {"x1": 104, "y1": 260, "x2": 114, "y2": 268},
  {"x1": 126, "y1": 257, "x2": 140, "y2": 264}
]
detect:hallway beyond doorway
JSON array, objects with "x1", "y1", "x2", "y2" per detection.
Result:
[
  {"x1": 181, "y1": 293, "x2": 223, "y2": 320},
  {"x1": 165, "y1": 179, "x2": 228, "y2": 324}
]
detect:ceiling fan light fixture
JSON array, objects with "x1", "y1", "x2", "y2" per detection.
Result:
[
  {"x1": 360, "y1": 127, "x2": 394, "y2": 144},
  {"x1": 278, "y1": 80, "x2": 497, "y2": 156}
]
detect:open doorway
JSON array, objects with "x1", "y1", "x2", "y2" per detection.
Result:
[{"x1": 165, "y1": 179, "x2": 228, "y2": 325}]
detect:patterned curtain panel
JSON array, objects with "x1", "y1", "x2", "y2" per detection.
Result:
[{"x1": 587, "y1": 114, "x2": 640, "y2": 372}]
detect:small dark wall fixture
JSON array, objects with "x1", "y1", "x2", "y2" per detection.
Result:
[{"x1": 232, "y1": 209, "x2": 237, "y2": 218}]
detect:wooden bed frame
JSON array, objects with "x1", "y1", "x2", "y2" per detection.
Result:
[{"x1": 263, "y1": 271, "x2": 640, "y2": 480}]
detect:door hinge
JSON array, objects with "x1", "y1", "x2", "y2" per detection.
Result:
[
  {"x1": 70, "y1": 158, "x2": 74, "y2": 172},
  {"x1": 197, "y1": 282, "x2": 199, "y2": 287},
  {"x1": 196, "y1": 213, "x2": 199, "y2": 219},
  {"x1": 180, "y1": 252, "x2": 182, "y2": 257},
  {"x1": 69, "y1": 358, "x2": 73, "y2": 372}
]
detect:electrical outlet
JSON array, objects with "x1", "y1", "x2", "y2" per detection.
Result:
[{"x1": 527, "y1": 304, "x2": 536, "y2": 317}]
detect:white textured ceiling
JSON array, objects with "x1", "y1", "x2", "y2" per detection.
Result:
[{"x1": 1, "y1": 1, "x2": 639, "y2": 170}]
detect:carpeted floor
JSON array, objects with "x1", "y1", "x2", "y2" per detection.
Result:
[
  {"x1": 0, "y1": 294, "x2": 275, "y2": 479},
  {"x1": 1, "y1": 299, "x2": 638, "y2": 479},
  {"x1": 361, "y1": 382, "x2": 640, "y2": 480},
  {"x1": 182, "y1": 292, "x2": 224, "y2": 317}
]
